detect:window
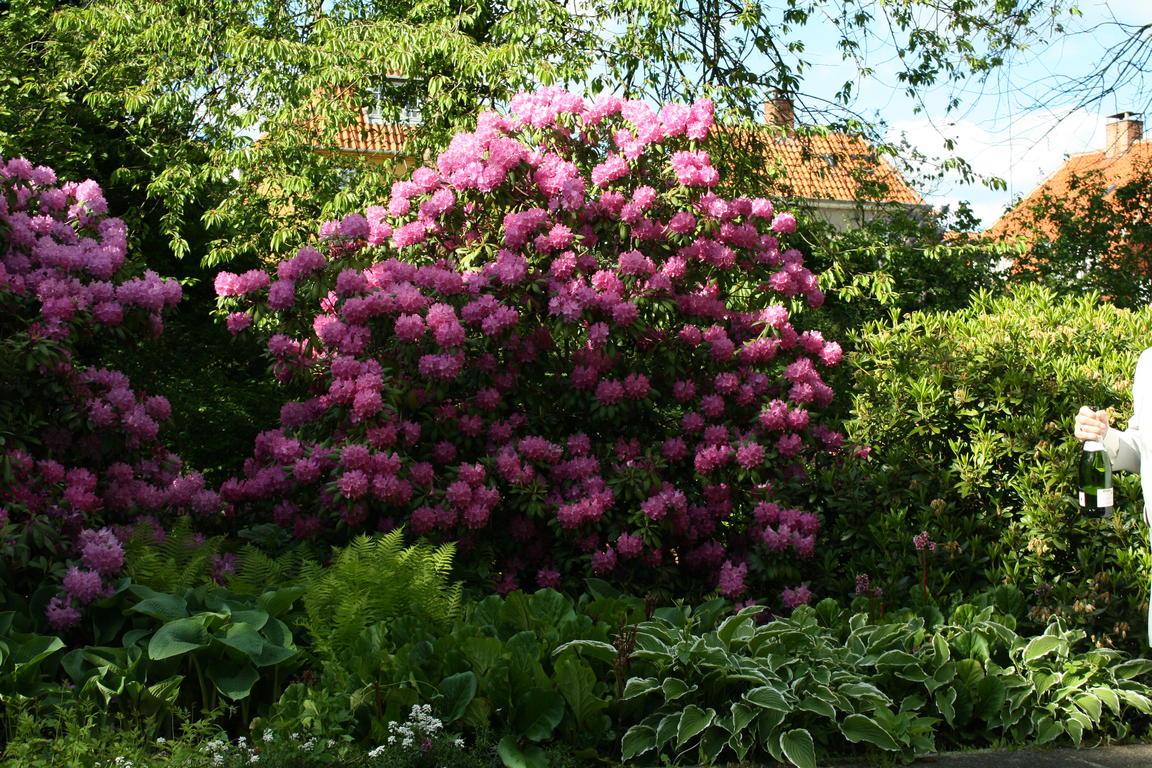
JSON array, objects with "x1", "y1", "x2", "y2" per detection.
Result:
[{"x1": 365, "y1": 76, "x2": 422, "y2": 127}]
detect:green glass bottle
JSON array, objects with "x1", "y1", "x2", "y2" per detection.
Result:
[{"x1": 1079, "y1": 440, "x2": 1113, "y2": 518}]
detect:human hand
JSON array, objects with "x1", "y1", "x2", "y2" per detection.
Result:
[{"x1": 1074, "y1": 406, "x2": 1110, "y2": 442}]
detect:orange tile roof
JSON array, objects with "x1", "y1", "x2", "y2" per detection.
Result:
[
  {"x1": 987, "y1": 139, "x2": 1152, "y2": 239},
  {"x1": 329, "y1": 114, "x2": 410, "y2": 155},
  {"x1": 741, "y1": 130, "x2": 924, "y2": 205},
  {"x1": 321, "y1": 107, "x2": 921, "y2": 205}
]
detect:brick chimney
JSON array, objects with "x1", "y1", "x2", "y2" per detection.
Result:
[
  {"x1": 764, "y1": 96, "x2": 795, "y2": 129},
  {"x1": 1105, "y1": 112, "x2": 1143, "y2": 158}
]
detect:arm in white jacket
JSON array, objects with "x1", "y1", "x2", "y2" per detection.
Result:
[{"x1": 1102, "y1": 347, "x2": 1152, "y2": 474}]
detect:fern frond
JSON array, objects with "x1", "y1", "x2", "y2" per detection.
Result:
[{"x1": 300, "y1": 529, "x2": 462, "y2": 663}]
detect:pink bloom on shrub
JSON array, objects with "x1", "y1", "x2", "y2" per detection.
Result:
[
  {"x1": 226, "y1": 311, "x2": 253, "y2": 335},
  {"x1": 46, "y1": 597, "x2": 82, "y2": 630},
  {"x1": 595, "y1": 379, "x2": 625, "y2": 405},
  {"x1": 78, "y1": 528, "x2": 124, "y2": 576},
  {"x1": 591, "y1": 547, "x2": 617, "y2": 574},
  {"x1": 913, "y1": 530, "x2": 937, "y2": 551},
  {"x1": 717, "y1": 560, "x2": 748, "y2": 597},
  {"x1": 536, "y1": 568, "x2": 562, "y2": 588},
  {"x1": 777, "y1": 433, "x2": 803, "y2": 457},
  {"x1": 736, "y1": 441, "x2": 765, "y2": 469},
  {"x1": 781, "y1": 584, "x2": 812, "y2": 609},
  {"x1": 63, "y1": 567, "x2": 105, "y2": 605}
]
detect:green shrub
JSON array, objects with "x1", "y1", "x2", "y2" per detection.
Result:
[{"x1": 822, "y1": 284, "x2": 1152, "y2": 646}]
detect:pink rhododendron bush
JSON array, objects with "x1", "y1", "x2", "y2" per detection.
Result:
[
  {"x1": 0, "y1": 157, "x2": 219, "y2": 629},
  {"x1": 216, "y1": 88, "x2": 848, "y2": 602}
]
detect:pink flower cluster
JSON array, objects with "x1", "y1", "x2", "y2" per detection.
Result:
[
  {"x1": 1, "y1": 158, "x2": 219, "y2": 631},
  {"x1": 1, "y1": 157, "x2": 181, "y2": 341},
  {"x1": 214, "y1": 88, "x2": 852, "y2": 604}
]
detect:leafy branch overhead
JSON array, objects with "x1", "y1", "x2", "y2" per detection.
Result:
[{"x1": 1, "y1": 0, "x2": 1084, "y2": 268}]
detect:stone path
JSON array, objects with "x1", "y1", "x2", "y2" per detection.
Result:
[{"x1": 830, "y1": 744, "x2": 1152, "y2": 767}]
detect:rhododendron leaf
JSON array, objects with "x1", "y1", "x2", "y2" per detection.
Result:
[
  {"x1": 147, "y1": 618, "x2": 210, "y2": 660},
  {"x1": 206, "y1": 659, "x2": 260, "y2": 701}
]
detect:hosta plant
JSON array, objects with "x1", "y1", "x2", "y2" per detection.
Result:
[{"x1": 614, "y1": 597, "x2": 1152, "y2": 767}]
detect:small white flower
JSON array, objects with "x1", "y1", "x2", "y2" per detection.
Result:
[
  {"x1": 290, "y1": 732, "x2": 300, "y2": 740},
  {"x1": 326, "y1": 739, "x2": 336, "y2": 748},
  {"x1": 368, "y1": 745, "x2": 388, "y2": 758},
  {"x1": 454, "y1": 738, "x2": 465, "y2": 749},
  {"x1": 249, "y1": 755, "x2": 261, "y2": 764},
  {"x1": 402, "y1": 737, "x2": 414, "y2": 748},
  {"x1": 156, "y1": 737, "x2": 167, "y2": 744}
]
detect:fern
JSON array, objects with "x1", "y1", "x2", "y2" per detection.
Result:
[
  {"x1": 300, "y1": 529, "x2": 461, "y2": 661},
  {"x1": 226, "y1": 544, "x2": 310, "y2": 595},
  {"x1": 123, "y1": 517, "x2": 221, "y2": 593}
]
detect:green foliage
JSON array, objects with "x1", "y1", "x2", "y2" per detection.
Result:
[
  {"x1": 1001, "y1": 159, "x2": 1152, "y2": 309},
  {"x1": 801, "y1": 207, "x2": 1010, "y2": 344},
  {"x1": 123, "y1": 518, "x2": 223, "y2": 594},
  {"x1": 618, "y1": 599, "x2": 1152, "y2": 766},
  {"x1": 825, "y1": 284, "x2": 1152, "y2": 646},
  {"x1": 300, "y1": 531, "x2": 461, "y2": 663},
  {"x1": 0, "y1": 612, "x2": 66, "y2": 706},
  {"x1": 274, "y1": 587, "x2": 634, "y2": 751},
  {"x1": 124, "y1": 582, "x2": 303, "y2": 714}
]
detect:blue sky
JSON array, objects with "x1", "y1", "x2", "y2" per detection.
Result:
[{"x1": 818, "y1": 0, "x2": 1152, "y2": 228}]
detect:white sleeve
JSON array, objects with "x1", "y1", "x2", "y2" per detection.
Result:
[{"x1": 1104, "y1": 347, "x2": 1152, "y2": 474}]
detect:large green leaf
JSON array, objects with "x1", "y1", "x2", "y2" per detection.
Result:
[
  {"x1": 206, "y1": 660, "x2": 260, "y2": 700},
  {"x1": 258, "y1": 586, "x2": 305, "y2": 618},
  {"x1": 840, "y1": 713, "x2": 900, "y2": 751},
  {"x1": 9, "y1": 634, "x2": 65, "y2": 672},
  {"x1": 554, "y1": 654, "x2": 607, "y2": 728},
  {"x1": 129, "y1": 593, "x2": 188, "y2": 622},
  {"x1": 552, "y1": 639, "x2": 616, "y2": 665},
  {"x1": 513, "y1": 689, "x2": 565, "y2": 742},
  {"x1": 147, "y1": 618, "x2": 210, "y2": 660},
  {"x1": 217, "y1": 623, "x2": 265, "y2": 660},
  {"x1": 439, "y1": 671, "x2": 477, "y2": 723},
  {"x1": 621, "y1": 725, "x2": 657, "y2": 761},
  {"x1": 780, "y1": 728, "x2": 817, "y2": 768},
  {"x1": 676, "y1": 705, "x2": 715, "y2": 747},
  {"x1": 744, "y1": 685, "x2": 789, "y2": 711},
  {"x1": 497, "y1": 735, "x2": 548, "y2": 768},
  {"x1": 621, "y1": 676, "x2": 661, "y2": 700},
  {"x1": 1021, "y1": 635, "x2": 1065, "y2": 664}
]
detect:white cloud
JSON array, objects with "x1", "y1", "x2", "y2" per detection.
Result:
[{"x1": 886, "y1": 109, "x2": 1111, "y2": 229}]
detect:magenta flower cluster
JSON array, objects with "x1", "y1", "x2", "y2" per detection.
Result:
[
  {"x1": 1, "y1": 157, "x2": 220, "y2": 630},
  {"x1": 215, "y1": 87, "x2": 851, "y2": 603}
]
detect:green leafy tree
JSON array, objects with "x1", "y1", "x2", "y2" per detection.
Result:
[
  {"x1": 1, "y1": 0, "x2": 1083, "y2": 269},
  {"x1": 999, "y1": 160, "x2": 1152, "y2": 308}
]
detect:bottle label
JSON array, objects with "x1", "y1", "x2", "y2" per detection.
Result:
[{"x1": 1080, "y1": 488, "x2": 1114, "y2": 507}]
